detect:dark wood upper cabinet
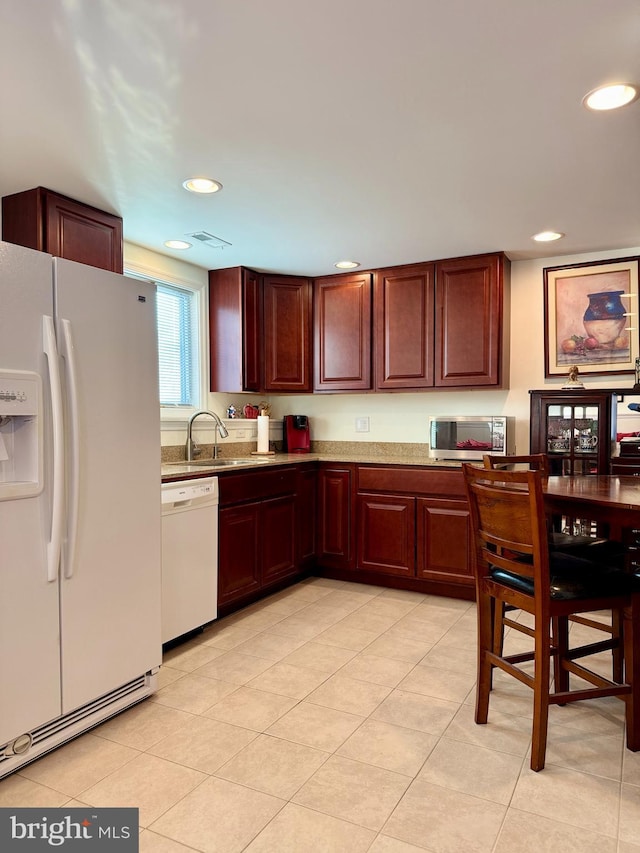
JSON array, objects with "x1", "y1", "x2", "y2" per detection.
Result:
[
  {"x1": 2, "y1": 187, "x2": 123, "y2": 273},
  {"x1": 313, "y1": 272, "x2": 372, "y2": 391},
  {"x1": 209, "y1": 268, "x2": 311, "y2": 393},
  {"x1": 209, "y1": 266, "x2": 262, "y2": 393},
  {"x1": 263, "y1": 275, "x2": 312, "y2": 392},
  {"x1": 373, "y1": 263, "x2": 435, "y2": 390},
  {"x1": 434, "y1": 253, "x2": 509, "y2": 387}
]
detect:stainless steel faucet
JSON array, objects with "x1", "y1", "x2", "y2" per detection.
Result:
[{"x1": 186, "y1": 410, "x2": 229, "y2": 461}]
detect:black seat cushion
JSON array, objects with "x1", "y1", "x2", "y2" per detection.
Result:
[
  {"x1": 490, "y1": 551, "x2": 634, "y2": 600},
  {"x1": 549, "y1": 532, "x2": 626, "y2": 563}
]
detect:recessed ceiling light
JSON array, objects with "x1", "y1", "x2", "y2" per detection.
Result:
[
  {"x1": 182, "y1": 177, "x2": 223, "y2": 194},
  {"x1": 583, "y1": 83, "x2": 639, "y2": 111},
  {"x1": 532, "y1": 231, "x2": 564, "y2": 243},
  {"x1": 335, "y1": 260, "x2": 360, "y2": 270},
  {"x1": 164, "y1": 240, "x2": 192, "y2": 250}
]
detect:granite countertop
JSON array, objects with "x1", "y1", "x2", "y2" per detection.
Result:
[{"x1": 161, "y1": 451, "x2": 463, "y2": 480}]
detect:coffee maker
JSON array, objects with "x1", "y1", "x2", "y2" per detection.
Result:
[{"x1": 283, "y1": 415, "x2": 311, "y2": 453}]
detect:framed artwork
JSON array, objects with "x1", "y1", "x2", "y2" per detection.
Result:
[{"x1": 544, "y1": 257, "x2": 639, "y2": 377}]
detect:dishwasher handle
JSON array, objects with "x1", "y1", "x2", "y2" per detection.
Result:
[{"x1": 169, "y1": 498, "x2": 194, "y2": 509}]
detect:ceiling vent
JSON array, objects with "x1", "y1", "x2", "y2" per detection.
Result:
[{"x1": 186, "y1": 231, "x2": 232, "y2": 249}]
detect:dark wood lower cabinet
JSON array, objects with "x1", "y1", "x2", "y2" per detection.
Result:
[
  {"x1": 357, "y1": 493, "x2": 415, "y2": 576},
  {"x1": 297, "y1": 464, "x2": 317, "y2": 568},
  {"x1": 416, "y1": 498, "x2": 472, "y2": 586},
  {"x1": 218, "y1": 503, "x2": 261, "y2": 608},
  {"x1": 317, "y1": 464, "x2": 355, "y2": 570},
  {"x1": 217, "y1": 466, "x2": 304, "y2": 614},
  {"x1": 315, "y1": 465, "x2": 475, "y2": 596},
  {"x1": 261, "y1": 495, "x2": 297, "y2": 585},
  {"x1": 214, "y1": 461, "x2": 474, "y2": 617}
]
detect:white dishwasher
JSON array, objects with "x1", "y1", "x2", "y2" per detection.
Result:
[{"x1": 161, "y1": 477, "x2": 219, "y2": 644}]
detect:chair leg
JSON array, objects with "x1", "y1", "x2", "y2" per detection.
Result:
[
  {"x1": 530, "y1": 616, "x2": 552, "y2": 771},
  {"x1": 475, "y1": 588, "x2": 494, "y2": 725},
  {"x1": 553, "y1": 616, "x2": 570, "y2": 696},
  {"x1": 491, "y1": 599, "x2": 505, "y2": 689},
  {"x1": 612, "y1": 608, "x2": 623, "y2": 684},
  {"x1": 624, "y1": 593, "x2": 640, "y2": 752},
  {"x1": 493, "y1": 601, "x2": 505, "y2": 656}
]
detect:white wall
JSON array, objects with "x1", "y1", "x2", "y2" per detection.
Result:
[{"x1": 126, "y1": 241, "x2": 640, "y2": 453}]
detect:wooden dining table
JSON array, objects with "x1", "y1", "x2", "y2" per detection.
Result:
[
  {"x1": 542, "y1": 474, "x2": 640, "y2": 750},
  {"x1": 543, "y1": 474, "x2": 640, "y2": 542}
]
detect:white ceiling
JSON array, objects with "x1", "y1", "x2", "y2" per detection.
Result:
[{"x1": 1, "y1": 0, "x2": 639, "y2": 277}]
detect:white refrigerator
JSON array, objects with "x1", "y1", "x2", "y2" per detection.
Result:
[{"x1": 0, "y1": 241, "x2": 161, "y2": 778}]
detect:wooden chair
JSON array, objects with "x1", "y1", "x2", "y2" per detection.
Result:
[
  {"x1": 483, "y1": 454, "x2": 624, "y2": 681},
  {"x1": 463, "y1": 463, "x2": 639, "y2": 771}
]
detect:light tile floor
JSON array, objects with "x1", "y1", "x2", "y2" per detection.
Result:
[{"x1": 1, "y1": 577, "x2": 639, "y2": 852}]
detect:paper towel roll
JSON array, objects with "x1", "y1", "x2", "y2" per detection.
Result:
[{"x1": 257, "y1": 415, "x2": 270, "y2": 453}]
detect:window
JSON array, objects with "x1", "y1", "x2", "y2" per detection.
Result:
[{"x1": 156, "y1": 282, "x2": 200, "y2": 408}]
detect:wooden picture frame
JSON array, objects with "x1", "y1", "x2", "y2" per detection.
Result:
[{"x1": 544, "y1": 257, "x2": 639, "y2": 377}]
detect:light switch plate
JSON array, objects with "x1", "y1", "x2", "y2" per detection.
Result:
[{"x1": 355, "y1": 417, "x2": 370, "y2": 433}]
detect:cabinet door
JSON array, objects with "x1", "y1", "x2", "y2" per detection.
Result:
[
  {"x1": 314, "y1": 273, "x2": 372, "y2": 391},
  {"x1": 263, "y1": 275, "x2": 312, "y2": 392},
  {"x1": 261, "y1": 494, "x2": 297, "y2": 585},
  {"x1": 317, "y1": 465, "x2": 355, "y2": 569},
  {"x1": 374, "y1": 264, "x2": 435, "y2": 389},
  {"x1": 209, "y1": 267, "x2": 262, "y2": 392},
  {"x1": 46, "y1": 192, "x2": 123, "y2": 273},
  {"x1": 435, "y1": 253, "x2": 507, "y2": 387},
  {"x1": 529, "y1": 390, "x2": 615, "y2": 476},
  {"x1": 416, "y1": 498, "x2": 473, "y2": 586},
  {"x1": 218, "y1": 503, "x2": 261, "y2": 607},
  {"x1": 357, "y1": 493, "x2": 415, "y2": 576},
  {"x1": 297, "y1": 464, "x2": 317, "y2": 567},
  {"x1": 242, "y1": 269, "x2": 263, "y2": 391},
  {"x1": 2, "y1": 187, "x2": 123, "y2": 273}
]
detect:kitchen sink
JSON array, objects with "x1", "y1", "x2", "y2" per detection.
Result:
[{"x1": 165, "y1": 457, "x2": 272, "y2": 468}]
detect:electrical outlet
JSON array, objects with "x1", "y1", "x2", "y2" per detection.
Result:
[{"x1": 355, "y1": 417, "x2": 370, "y2": 433}]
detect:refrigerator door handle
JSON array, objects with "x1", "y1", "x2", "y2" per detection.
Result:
[
  {"x1": 43, "y1": 315, "x2": 64, "y2": 583},
  {"x1": 60, "y1": 319, "x2": 80, "y2": 579}
]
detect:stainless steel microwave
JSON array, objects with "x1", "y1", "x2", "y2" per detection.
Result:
[{"x1": 428, "y1": 415, "x2": 515, "y2": 460}]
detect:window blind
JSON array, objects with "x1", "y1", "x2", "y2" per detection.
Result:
[{"x1": 156, "y1": 283, "x2": 196, "y2": 406}]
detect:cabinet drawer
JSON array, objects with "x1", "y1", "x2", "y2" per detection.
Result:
[
  {"x1": 357, "y1": 466, "x2": 465, "y2": 498},
  {"x1": 219, "y1": 467, "x2": 297, "y2": 505},
  {"x1": 610, "y1": 460, "x2": 640, "y2": 476}
]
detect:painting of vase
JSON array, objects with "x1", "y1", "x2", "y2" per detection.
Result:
[
  {"x1": 544, "y1": 259, "x2": 639, "y2": 377},
  {"x1": 582, "y1": 290, "x2": 627, "y2": 349}
]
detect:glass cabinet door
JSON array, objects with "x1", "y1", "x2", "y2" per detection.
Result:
[
  {"x1": 545, "y1": 403, "x2": 600, "y2": 475},
  {"x1": 530, "y1": 389, "x2": 617, "y2": 477}
]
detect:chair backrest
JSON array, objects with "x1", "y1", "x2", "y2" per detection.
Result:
[
  {"x1": 462, "y1": 463, "x2": 551, "y2": 597},
  {"x1": 483, "y1": 453, "x2": 550, "y2": 477}
]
